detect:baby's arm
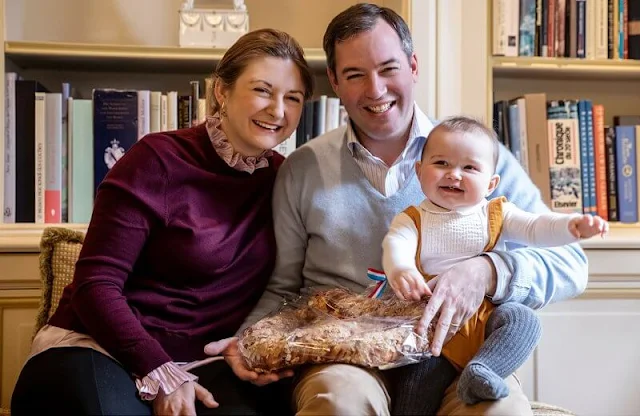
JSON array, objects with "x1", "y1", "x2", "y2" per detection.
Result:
[
  {"x1": 501, "y1": 202, "x2": 608, "y2": 247},
  {"x1": 382, "y1": 212, "x2": 431, "y2": 301}
]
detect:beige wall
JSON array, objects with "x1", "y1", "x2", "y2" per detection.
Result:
[{"x1": 5, "y1": 0, "x2": 404, "y2": 48}]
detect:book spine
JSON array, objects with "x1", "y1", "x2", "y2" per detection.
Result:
[
  {"x1": 44, "y1": 93, "x2": 62, "y2": 223},
  {"x1": 592, "y1": 105, "x2": 609, "y2": 219},
  {"x1": 548, "y1": 117, "x2": 583, "y2": 213},
  {"x1": 93, "y1": 89, "x2": 139, "y2": 192},
  {"x1": 577, "y1": 101, "x2": 590, "y2": 214},
  {"x1": 604, "y1": 126, "x2": 619, "y2": 220},
  {"x1": 585, "y1": 101, "x2": 597, "y2": 215},
  {"x1": 614, "y1": 125, "x2": 638, "y2": 222},
  {"x1": 34, "y1": 92, "x2": 46, "y2": 223},
  {"x1": 3, "y1": 73, "x2": 17, "y2": 223}
]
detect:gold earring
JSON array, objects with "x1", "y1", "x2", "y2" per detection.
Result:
[{"x1": 220, "y1": 101, "x2": 228, "y2": 117}]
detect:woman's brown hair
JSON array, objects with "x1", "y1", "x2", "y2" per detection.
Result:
[{"x1": 209, "y1": 28, "x2": 314, "y2": 114}]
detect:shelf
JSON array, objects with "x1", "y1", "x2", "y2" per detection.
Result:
[
  {"x1": 0, "y1": 222, "x2": 639, "y2": 252},
  {"x1": 4, "y1": 41, "x2": 328, "y2": 74},
  {"x1": 492, "y1": 56, "x2": 640, "y2": 80},
  {"x1": 0, "y1": 223, "x2": 87, "y2": 252}
]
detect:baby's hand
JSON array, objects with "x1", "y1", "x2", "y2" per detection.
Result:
[
  {"x1": 388, "y1": 268, "x2": 431, "y2": 301},
  {"x1": 568, "y1": 214, "x2": 609, "y2": 239}
]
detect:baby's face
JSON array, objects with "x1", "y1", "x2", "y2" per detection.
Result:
[{"x1": 416, "y1": 130, "x2": 499, "y2": 210}]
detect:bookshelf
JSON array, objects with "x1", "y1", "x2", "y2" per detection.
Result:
[
  {"x1": 493, "y1": 56, "x2": 640, "y2": 79},
  {"x1": 0, "y1": 1, "x2": 417, "y2": 410},
  {"x1": 483, "y1": 1, "x2": 640, "y2": 414},
  {"x1": 487, "y1": 0, "x2": 640, "y2": 241},
  {"x1": 0, "y1": 1, "x2": 415, "y2": 250},
  {"x1": 4, "y1": 41, "x2": 328, "y2": 73}
]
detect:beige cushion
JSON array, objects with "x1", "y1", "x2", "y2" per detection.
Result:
[
  {"x1": 34, "y1": 227, "x2": 84, "y2": 336},
  {"x1": 531, "y1": 401, "x2": 576, "y2": 416}
]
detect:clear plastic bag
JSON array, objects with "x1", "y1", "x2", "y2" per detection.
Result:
[{"x1": 238, "y1": 287, "x2": 435, "y2": 372}]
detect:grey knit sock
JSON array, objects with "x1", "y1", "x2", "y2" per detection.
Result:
[
  {"x1": 457, "y1": 302, "x2": 542, "y2": 405},
  {"x1": 385, "y1": 355, "x2": 458, "y2": 415}
]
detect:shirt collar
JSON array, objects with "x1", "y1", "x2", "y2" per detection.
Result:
[
  {"x1": 419, "y1": 198, "x2": 488, "y2": 215},
  {"x1": 346, "y1": 102, "x2": 434, "y2": 161}
]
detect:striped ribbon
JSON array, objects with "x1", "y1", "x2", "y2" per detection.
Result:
[{"x1": 367, "y1": 268, "x2": 388, "y2": 299}]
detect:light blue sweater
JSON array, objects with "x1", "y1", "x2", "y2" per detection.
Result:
[{"x1": 242, "y1": 108, "x2": 588, "y2": 328}]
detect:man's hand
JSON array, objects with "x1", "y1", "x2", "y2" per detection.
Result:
[
  {"x1": 388, "y1": 268, "x2": 432, "y2": 301},
  {"x1": 416, "y1": 256, "x2": 496, "y2": 356},
  {"x1": 152, "y1": 381, "x2": 217, "y2": 416},
  {"x1": 204, "y1": 337, "x2": 294, "y2": 386},
  {"x1": 569, "y1": 214, "x2": 609, "y2": 239}
]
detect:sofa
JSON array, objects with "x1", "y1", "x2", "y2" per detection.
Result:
[{"x1": 8, "y1": 227, "x2": 577, "y2": 416}]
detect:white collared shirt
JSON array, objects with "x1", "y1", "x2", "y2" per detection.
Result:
[{"x1": 345, "y1": 103, "x2": 432, "y2": 197}]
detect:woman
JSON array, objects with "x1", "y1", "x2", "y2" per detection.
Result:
[{"x1": 11, "y1": 28, "x2": 313, "y2": 416}]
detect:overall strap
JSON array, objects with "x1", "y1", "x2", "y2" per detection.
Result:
[
  {"x1": 402, "y1": 206, "x2": 427, "y2": 276},
  {"x1": 483, "y1": 196, "x2": 507, "y2": 252}
]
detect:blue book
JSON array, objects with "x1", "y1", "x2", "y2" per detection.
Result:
[
  {"x1": 614, "y1": 126, "x2": 638, "y2": 223},
  {"x1": 508, "y1": 103, "x2": 521, "y2": 163},
  {"x1": 519, "y1": 0, "x2": 536, "y2": 56},
  {"x1": 92, "y1": 89, "x2": 139, "y2": 192},
  {"x1": 577, "y1": 101, "x2": 591, "y2": 215},
  {"x1": 584, "y1": 101, "x2": 597, "y2": 215}
]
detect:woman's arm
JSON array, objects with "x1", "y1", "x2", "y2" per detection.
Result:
[{"x1": 70, "y1": 139, "x2": 173, "y2": 377}]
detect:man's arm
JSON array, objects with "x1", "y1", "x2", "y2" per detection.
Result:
[
  {"x1": 238, "y1": 159, "x2": 307, "y2": 332},
  {"x1": 488, "y1": 145, "x2": 589, "y2": 309}
]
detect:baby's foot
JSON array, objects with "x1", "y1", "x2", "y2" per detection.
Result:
[{"x1": 457, "y1": 362, "x2": 509, "y2": 405}]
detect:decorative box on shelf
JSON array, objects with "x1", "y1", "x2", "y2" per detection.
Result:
[{"x1": 178, "y1": 0, "x2": 249, "y2": 48}]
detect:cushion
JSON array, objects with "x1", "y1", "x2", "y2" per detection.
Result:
[
  {"x1": 531, "y1": 401, "x2": 576, "y2": 416},
  {"x1": 34, "y1": 227, "x2": 85, "y2": 336}
]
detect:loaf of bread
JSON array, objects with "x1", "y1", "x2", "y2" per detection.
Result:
[{"x1": 239, "y1": 288, "x2": 435, "y2": 372}]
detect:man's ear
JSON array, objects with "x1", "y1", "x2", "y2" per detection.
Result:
[
  {"x1": 486, "y1": 174, "x2": 500, "y2": 196},
  {"x1": 410, "y1": 52, "x2": 419, "y2": 82},
  {"x1": 327, "y1": 67, "x2": 339, "y2": 93}
]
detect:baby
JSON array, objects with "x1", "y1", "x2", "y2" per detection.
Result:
[{"x1": 382, "y1": 116, "x2": 607, "y2": 405}]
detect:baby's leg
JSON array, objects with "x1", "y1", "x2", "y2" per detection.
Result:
[
  {"x1": 457, "y1": 302, "x2": 541, "y2": 405},
  {"x1": 385, "y1": 355, "x2": 457, "y2": 415}
]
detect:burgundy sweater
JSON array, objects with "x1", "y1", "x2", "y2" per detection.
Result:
[{"x1": 49, "y1": 124, "x2": 284, "y2": 377}]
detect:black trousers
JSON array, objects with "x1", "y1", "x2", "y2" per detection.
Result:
[{"x1": 11, "y1": 347, "x2": 293, "y2": 416}]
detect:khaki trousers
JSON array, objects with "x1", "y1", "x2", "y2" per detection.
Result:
[{"x1": 293, "y1": 363, "x2": 532, "y2": 416}]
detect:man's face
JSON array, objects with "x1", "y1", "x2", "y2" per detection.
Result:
[{"x1": 328, "y1": 19, "x2": 418, "y2": 146}]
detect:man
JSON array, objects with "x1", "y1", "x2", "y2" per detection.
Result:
[{"x1": 226, "y1": 3, "x2": 588, "y2": 415}]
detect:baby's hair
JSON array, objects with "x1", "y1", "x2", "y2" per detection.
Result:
[{"x1": 422, "y1": 115, "x2": 500, "y2": 169}]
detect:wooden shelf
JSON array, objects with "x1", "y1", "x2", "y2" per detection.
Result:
[
  {"x1": 492, "y1": 56, "x2": 640, "y2": 80},
  {"x1": 0, "y1": 221, "x2": 639, "y2": 252},
  {"x1": 4, "y1": 41, "x2": 327, "y2": 74},
  {"x1": 0, "y1": 223, "x2": 87, "y2": 252}
]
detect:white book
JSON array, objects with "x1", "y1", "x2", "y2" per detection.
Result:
[
  {"x1": 198, "y1": 98, "x2": 206, "y2": 124},
  {"x1": 150, "y1": 91, "x2": 162, "y2": 133},
  {"x1": 3, "y1": 72, "x2": 17, "y2": 223},
  {"x1": 137, "y1": 90, "x2": 151, "y2": 139},
  {"x1": 504, "y1": 0, "x2": 520, "y2": 57},
  {"x1": 492, "y1": 0, "x2": 507, "y2": 55},
  {"x1": 273, "y1": 130, "x2": 297, "y2": 157},
  {"x1": 167, "y1": 91, "x2": 178, "y2": 130},
  {"x1": 316, "y1": 95, "x2": 327, "y2": 136},
  {"x1": 161, "y1": 94, "x2": 168, "y2": 132},
  {"x1": 595, "y1": 0, "x2": 608, "y2": 59},
  {"x1": 44, "y1": 93, "x2": 62, "y2": 223},
  {"x1": 34, "y1": 92, "x2": 46, "y2": 223},
  {"x1": 586, "y1": 0, "x2": 596, "y2": 59},
  {"x1": 516, "y1": 97, "x2": 529, "y2": 174},
  {"x1": 325, "y1": 97, "x2": 340, "y2": 132}
]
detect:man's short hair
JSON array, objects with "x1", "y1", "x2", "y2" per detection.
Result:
[
  {"x1": 322, "y1": 3, "x2": 413, "y2": 75},
  {"x1": 423, "y1": 116, "x2": 500, "y2": 170}
]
